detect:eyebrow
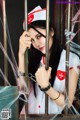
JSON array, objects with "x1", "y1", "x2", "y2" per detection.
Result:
[
  {"x1": 30, "y1": 24, "x2": 46, "y2": 38},
  {"x1": 35, "y1": 33, "x2": 42, "y2": 38}
]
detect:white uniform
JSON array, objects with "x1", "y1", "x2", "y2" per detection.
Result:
[{"x1": 28, "y1": 49, "x2": 80, "y2": 114}]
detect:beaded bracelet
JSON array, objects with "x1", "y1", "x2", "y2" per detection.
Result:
[
  {"x1": 39, "y1": 83, "x2": 51, "y2": 92},
  {"x1": 53, "y1": 92, "x2": 60, "y2": 100}
]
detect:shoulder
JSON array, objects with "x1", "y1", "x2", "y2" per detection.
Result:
[
  {"x1": 59, "y1": 49, "x2": 80, "y2": 68},
  {"x1": 60, "y1": 49, "x2": 80, "y2": 74},
  {"x1": 61, "y1": 49, "x2": 79, "y2": 62}
]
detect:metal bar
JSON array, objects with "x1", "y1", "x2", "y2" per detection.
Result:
[
  {"x1": 45, "y1": 0, "x2": 50, "y2": 70},
  {"x1": 65, "y1": 0, "x2": 71, "y2": 114},
  {"x1": 24, "y1": 0, "x2": 28, "y2": 31},
  {"x1": 24, "y1": 0, "x2": 50, "y2": 117},
  {"x1": 2, "y1": 0, "x2": 8, "y2": 85},
  {"x1": 45, "y1": 0, "x2": 50, "y2": 116},
  {"x1": 24, "y1": 0, "x2": 28, "y2": 118}
]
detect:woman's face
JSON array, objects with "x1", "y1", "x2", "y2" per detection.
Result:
[{"x1": 28, "y1": 27, "x2": 54, "y2": 54}]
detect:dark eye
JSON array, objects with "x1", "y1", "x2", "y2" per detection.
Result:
[{"x1": 36, "y1": 34, "x2": 42, "y2": 40}]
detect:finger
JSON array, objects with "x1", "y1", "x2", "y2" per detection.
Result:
[
  {"x1": 24, "y1": 38, "x2": 32, "y2": 43},
  {"x1": 23, "y1": 31, "x2": 30, "y2": 36},
  {"x1": 31, "y1": 38, "x2": 35, "y2": 42},
  {"x1": 25, "y1": 43, "x2": 31, "y2": 49},
  {"x1": 25, "y1": 34, "x2": 30, "y2": 37},
  {"x1": 48, "y1": 67, "x2": 52, "y2": 74}
]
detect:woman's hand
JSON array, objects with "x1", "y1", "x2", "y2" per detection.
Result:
[
  {"x1": 35, "y1": 66, "x2": 52, "y2": 88},
  {"x1": 19, "y1": 31, "x2": 32, "y2": 56}
]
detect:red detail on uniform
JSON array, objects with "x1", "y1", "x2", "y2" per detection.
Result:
[
  {"x1": 38, "y1": 105, "x2": 40, "y2": 108},
  {"x1": 70, "y1": 66, "x2": 80, "y2": 70},
  {"x1": 56, "y1": 70, "x2": 66, "y2": 80},
  {"x1": 42, "y1": 56, "x2": 46, "y2": 64},
  {"x1": 28, "y1": 14, "x2": 34, "y2": 24},
  {"x1": 69, "y1": 67, "x2": 73, "y2": 70}
]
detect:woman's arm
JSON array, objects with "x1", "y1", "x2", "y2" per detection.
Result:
[
  {"x1": 18, "y1": 31, "x2": 31, "y2": 72},
  {"x1": 18, "y1": 53, "x2": 25, "y2": 73},
  {"x1": 46, "y1": 68, "x2": 79, "y2": 107},
  {"x1": 68, "y1": 68, "x2": 79, "y2": 107},
  {"x1": 35, "y1": 66, "x2": 79, "y2": 107},
  {"x1": 18, "y1": 31, "x2": 32, "y2": 90}
]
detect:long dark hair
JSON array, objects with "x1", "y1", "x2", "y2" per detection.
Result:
[{"x1": 28, "y1": 20, "x2": 63, "y2": 96}]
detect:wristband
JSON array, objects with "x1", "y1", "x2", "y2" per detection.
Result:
[
  {"x1": 17, "y1": 71, "x2": 25, "y2": 77},
  {"x1": 53, "y1": 92, "x2": 60, "y2": 100},
  {"x1": 39, "y1": 83, "x2": 51, "y2": 92}
]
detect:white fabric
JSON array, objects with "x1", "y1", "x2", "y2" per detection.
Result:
[
  {"x1": 28, "y1": 49, "x2": 80, "y2": 114},
  {"x1": 28, "y1": 6, "x2": 46, "y2": 24},
  {"x1": 28, "y1": 6, "x2": 42, "y2": 14},
  {"x1": 23, "y1": 6, "x2": 46, "y2": 29}
]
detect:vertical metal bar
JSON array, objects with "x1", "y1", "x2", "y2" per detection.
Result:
[
  {"x1": 24, "y1": 0, "x2": 28, "y2": 118},
  {"x1": 78, "y1": 5, "x2": 80, "y2": 44},
  {"x1": 2, "y1": 0, "x2": 8, "y2": 85},
  {"x1": 65, "y1": 0, "x2": 71, "y2": 114},
  {"x1": 24, "y1": 0, "x2": 28, "y2": 31},
  {"x1": 45, "y1": 0, "x2": 50, "y2": 116},
  {"x1": 45, "y1": 0, "x2": 49, "y2": 70}
]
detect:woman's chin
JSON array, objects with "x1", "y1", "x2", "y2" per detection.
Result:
[{"x1": 39, "y1": 49, "x2": 45, "y2": 54}]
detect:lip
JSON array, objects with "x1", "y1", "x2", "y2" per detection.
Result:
[{"x1": 39, "y1": 46, "x2": 45, "y2": 51}]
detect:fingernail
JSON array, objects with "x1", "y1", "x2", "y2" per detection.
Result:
[
  {"x1": 25, "y1": 34, "x2": 30, "y2": 37},
  {"x1": 31, "y1": 38, "x2": 34, "y2": 42}
]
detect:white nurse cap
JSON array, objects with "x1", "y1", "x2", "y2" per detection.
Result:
[{"x1": 28, "y1": 6, "x2": 46, "y2": 24}]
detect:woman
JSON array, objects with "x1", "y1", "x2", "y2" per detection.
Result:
[{"x1": 18, "y1": 6, "x2": 80, "y2": 114}]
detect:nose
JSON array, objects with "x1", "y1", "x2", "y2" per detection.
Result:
[{"x1": 34, "y1": 39, "x2": 40, "y2": 47}]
